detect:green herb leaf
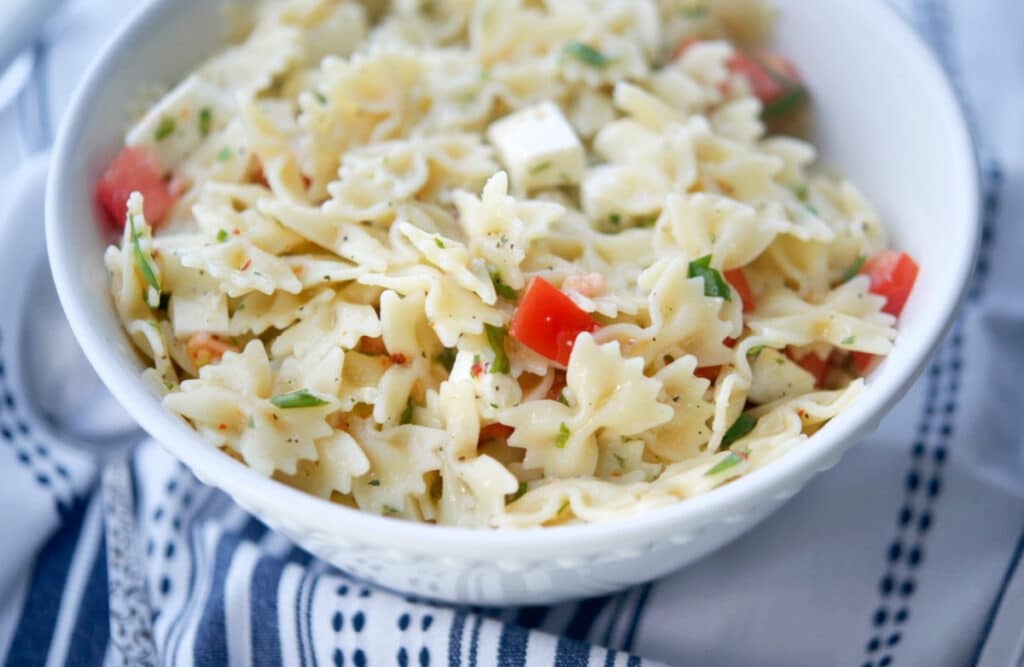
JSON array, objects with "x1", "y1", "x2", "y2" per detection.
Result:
[
  {"x1": 155, "y1": 117, "x2": 176, "y2": 141},
  {"x1": 804, "y1": 203, "x2": 820, "y2": 216},
  {"x1": 557, "y1": 391, "x2": 569, "y2": 406},
  {"x1": 555, "y1": 422, "x2": 571, "y2": 448},
  {"x1": 369, "y1": 479, "x2": 381, "y2": 486},
  {"x1": 721, "y1": 413, "x2": 757, "y2": 449},
  {"x1": 705, "y1": 452, "x2": 746, "y2": 477},
  {"x1": 384, "y1": 505, "x2": 400, "y2": 514},
  {"x1": 558, "y1": 500, "x2": 570, "y2": 515},
  {"x1": 841, "y1": 255, "x2": 867, "y2": 283},
  {"x1": 129, "y1": 215, "x2": 161, "y2": 301},
  {"x1": 609, "y1": 213, "x2": 621, "y2": 226},
  {"x1": 216, "y1": 147, "x2": 233, "y2": 162},
  {"x1": 489, "y1": 268, "x2": 518, "y2": 300},
  {"x1": 688, "y1": 255, "x2": 732, "y2": 301},
  {"x1": 400, "y1": 399, "x2": 414, "y2": 425},
  {"x1": 789, "y1": 184, "x2": 809, "y2": 201},
  {"x1": 216, "y1": 228, "x2": 229, "y2": 242},
  {"x1": 638, "y1": 216, "x2": 658, "y2": 228},
  {"x1": 509, "y1": 481, "x2": 528, "y2": 502},
  {"x1": 680, "y1": 5, "x2": 709, "y2": 18},
  {"x1": 247, "y1": 415, "x2": 255, "y2": 429},
  {"x1": 529, "y1": 161, "x2": 553, "y2": 175},
  {"x1": 562, "y1": 42, "x2": 613, "y2": 68},
  {"x1": 198, "y1": 108, "x2": 212, "y2": 138},
  {"x1": 841, "y1": 335, "x2": 856, "y2": 346},
  {"x1": 613, "y1": 453, "x2": 626, "y2": 468},
  {"x1": 314, "y1": 92, "x2": 328, "y2": 105},
  {"x1": 746, "y1": 346, "x2": 765, "y2": 360},
  {"x1": 434, "y1": 236, "x2": 446, "y2": 249},
  {"x1": 435, "y1": 347, "x2": 457, "y2": 373},
  {"x1": 485, "y1": 324, "x2": 510, "y2": 374},
  {"x1": 762, "y1": 85, "x2": 808, "y2": 121},
  {"x1": 270, "y1": 389, "x2": 329, "y2": 409}
]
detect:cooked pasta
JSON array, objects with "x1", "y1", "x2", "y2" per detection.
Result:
[{"x1": 101, "y1": 0, "x2": 916, "y2": 528}]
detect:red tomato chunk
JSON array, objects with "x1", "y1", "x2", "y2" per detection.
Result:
[
  {"x1": 509, "y1": 277, "x2": 599, "y2": 366},
  {"x1": 95, "y1": 147, "x2": 174, "y2": 230},
  {"x1": 724, "y1": 268, "x2": 755, "y2": 313},
  {"x1": 859, "y1": 251, "x2": 920, "y2": 317}
]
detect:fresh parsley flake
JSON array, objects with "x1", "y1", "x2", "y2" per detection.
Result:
[
  {"x1": 270, "y1": 389, "x2": 328, "y2": 409},
  {"x1": 247, "y1": 415, "x2": 255, "y2": 429},
  {"x1": 705, "y1": 452, "x2": 746, "y2": 477},
  {"x1": 198, "y1": 108, "x2": 212, "y2": 138},
  {"x1": 529, "y1": 161, "x2": 553, "y2": 175},
  {"x1": 789, "y1": 184, "x2": 809, "y2": 201},
  {"x1": 155, "y1": 117, "x2": 176, "y2": 141},
  {"x1": 609, "y1": 213, "x2": 621, "y2": 226},
  {"x1": 721, "y1": 414, "x2": 757, "y2": 449},
  {"x1": 400, "y1": 399, "x2": 414, "y2": 425},
  {"x1": 216, "y1": 228, "x2": 229, "y2": 242},
  {"x1": 509, "y1": 481, "x2": 528, "y2": 502},
  {"x1": 561, "y1": 42, "x2": 613, "y2": 68},
  {"x1": 687, "y1": 255, "x2": 732, "y2": 301},
  {"x1": 746, "y1": 346, "x2": 765, "y2": 360},
  {"x1": 555, "y1": 422, "x2": 570, "y2": 448},
  {"x1": 489, "y1": 267, "x2": 518, "y2": 300},
  {"x1": 613, "y1": 453, "x2": 626, "y2": 468},
  {"x1": 841, "y1": 335, "x2": 856, "y2": 346},
  {"x1": 557, "y1": 391, "x2": 569, "y2": 406},
  {"x1": 842, "y1": 255, "x2": 867, "y2": 283},
  {"x1": 314, "y1": 92, "x2": 328, "y2": 105},
  {"x1": 485, "y1": 324, "x2": 510, "y2": 374},
  {"x1": 216, "y1": 147, "x2": 233, "y2": 162},
  {"x1": 128, "y1": 215, "x2": 161, "y2": 304},
  {"x1": 434, "y1": 236, "x2": 446, "y2": 249},
  {"x1": 558, "y1": 500, "x2": 571, "y2": 515},
  {"x1": 384, "y1": 505, "x2": 400, "y2": 514}
]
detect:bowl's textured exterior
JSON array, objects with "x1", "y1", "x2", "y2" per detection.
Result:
[{"x1": 46, "y1": 0, "x2": 978, "y2": 605}]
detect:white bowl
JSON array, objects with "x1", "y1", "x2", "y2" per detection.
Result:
[{"x1": 46, "y1": 0, "x2": 978, "y2": 605}]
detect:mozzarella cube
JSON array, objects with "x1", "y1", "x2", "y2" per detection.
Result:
[
  {"x1": 169, "y1": 290, "x2": 230, "y2": 338},
  {"x1": 487, "y1": 101, "x2": 585, "y2": 193}
]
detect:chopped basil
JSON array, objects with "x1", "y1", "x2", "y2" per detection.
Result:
[
  {"x1": 705, "y1": 452, "x2": 745, "y2": 477},
  {"x1": 557, "y1": 391, "x2": 569, "y2": 406},
  {"x1": 216, "y1": 147, "x2": 233, "y2": 162},
  {"x1": 216, "y1": 228, "x2": 229, "y2": 242},
  {"x1": 485, "y1": 324, "x2": 510, "y2": 374},
  {"x1": 562, "y1": 42, "x2": 613, "y2": 68},
  {"x1": 687, "y1": 255, "x2": 732, "y2": 301},
  {"x1": 721, "y1": 413, "x2": 757, "y2": 449},
  {"x1": 609, "y1": 213, "x2": 621, "y2": 226},
  {"x1": 154, "y1": 117, "x2": 176, "y2": 141},
  {"x1": 129, "y1": 215, "x2": 161, "y2": 305},
  {"x1": 368, "y1": 479, "x2": 381, "y2": 486},
  {"x1": 314, "y1": 92, "x2": 328, "y2": 105},
  {"x1": 435, "y1": 347, "x2": 457, "y2": 373},
  {"x1": 841, "y1": 255, "x2": 866, "y2": 283},
  {"x1": 400, "y1": 399, "x2": 414, "y2": 425},
  {"x1": 613, "y1": 453, "x2": 626, "y2": 468},
  {"x1": 555, "y1": 422, "x2": 570, "y2": 448},
  {"x1": 384, "y1": 505, "x2": 400, "y2": 514},
  {"x1": 434, "y1": 236, "x2": 446, "y2": 249},
  {"x1": 789, "y1": 184, "x2": 809, "y2": 201},
  {"x1": 198, "y1": 108, "x2": 212, "y2": 138},
  {"x1": 270, "y1": 389, "x2": 328, "y2": 409},
  {"x1": 489, "y1": 268, "x2": 518, "y2": 300},
  {"x1": 746, "y1": 346, "x2": 765, "y2": 360},
  {"x1": 509, "y1": 481, "x2": 528, "y2": 502},
  {"x1": 529, "y1": 161, "x2": 553, "y2": 175},
  {"x1": 841, "y1": 335, "x2": 856, "y2": 346}
]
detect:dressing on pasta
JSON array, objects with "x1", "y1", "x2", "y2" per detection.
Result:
[{"x1": 101, "y1": 0, "x2": 914, "y2": 528}]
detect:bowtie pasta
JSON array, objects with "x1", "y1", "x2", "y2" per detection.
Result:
[{"x1": 101, "y1": 0, "x2": 918, "y2": 528}]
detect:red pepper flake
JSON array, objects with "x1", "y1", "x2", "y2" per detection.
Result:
[
  {"x1": 797, "y1": 409, "x2": 806, "y2": 420},
  {"x1": 240, "y1": 259, "x2": 252, "y2": 271},
  {"x1": 390, "y1": 353, "x2": 408, "y2": 365},
  {"x1": 471, "y1": 357, "x2": 486, "y2": 378},
  {"x1": 217, "y1": 423, "x2": 227, "y2": 431},
  {"x1": 232, "y1": 228, "x2": 241, "y2": 236}
]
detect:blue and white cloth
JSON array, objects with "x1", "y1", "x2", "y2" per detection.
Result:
[{"x1": 2, "y1": 0, "x2": 1023, "y2": 665}]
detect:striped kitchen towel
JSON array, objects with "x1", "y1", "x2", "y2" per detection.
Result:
[{"x1": 2, "y1": 0, "x2": 1024, "y2": 664}]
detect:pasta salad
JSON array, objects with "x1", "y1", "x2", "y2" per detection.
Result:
[{"x1": 99, "y1": 0, "x2": 919, "y2": 528}]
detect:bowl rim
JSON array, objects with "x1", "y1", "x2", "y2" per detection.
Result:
[{"x1": 45, "y1": 0, "x2": 980, "y2": 557}]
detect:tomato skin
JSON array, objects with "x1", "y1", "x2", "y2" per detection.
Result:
[
  {"x1": 724, "y1": 269, "x2": 755, "y2": 313},
  {"x1": 509, "y1": 277, "x2": 599, "y2": 366},
  {"x1": 859, "y1": 251, "x2": 920, "y2": 317},
  {"x1": 789, "y1": 349, "x2": 830, "y2": 387},
  {"x1": 479, "y1": 423, "x2": 514, "y2": 443},
  {"x1": 95, "y1": 147, "x2": 174, "y2": 230},
  {"x1": 851, "y1": 351, "x2": 877, "y2": 376}
]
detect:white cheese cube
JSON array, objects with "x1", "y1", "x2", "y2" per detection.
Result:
[
  {"x1": 747, "y1": 348, "x2": 817, "y2": 405},
  {"x1": 487, "y1": 101, "x2": 585, "y2": 194},
  {"x1": 169, "y1": 289, "x2": 230, "y2": 338}
]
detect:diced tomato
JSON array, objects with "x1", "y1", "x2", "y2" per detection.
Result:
[
  {"x1": 859, "y1": 251, "x2": 920, "y2": 317},
  {"x1": 546, "y1": 370, "x2": 568, "y2": 402},
  {"x1": 95, "y1": 147, "x2": 174, "y2": 230},
  {"x1": 851, "y1": 351, "x2": 877, "y2": 376},
  {"x1": 695, "y1": 365, "x2": 720, "y2": 381},
  {"x1": 728, "y1": 50, "x2": 807, "y2": 120},
  {"x1": 509, "y1": 277, "x2": 600, "y2": 366},
  {"x1": 479, "y1": 423, "x2": 514, "y2": 444},
  {"x1": 357, "y1": 336, "x2": 387, "y2": 356},
  {"x1": 724, "y1": 269, "x2": 755, "y2": 313},
  {"x1": 789, "y1": 349, "x2": 830, "y2": 387}
]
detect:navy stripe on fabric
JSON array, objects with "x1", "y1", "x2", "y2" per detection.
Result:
[
  {"x1": 240, "y1": 516, "x2": 269, "y2": 544},
  {"x1": 32, "y1": 40, "x2": 52, "y2": 145},
  {"x1": 467, "y1": 614, "x2": 484, "y2": 667},
  {"x1": 970, "y1": 514, "x2": 1024, "y2": 663},
  {"x1": 496, "y1": 622, "x2": 529, "y2": 667},
  {"x1": 447, "y1": 610, "x2": 468, "y2": 667},
  {"x1": 304, "y1": 568, "x2": 321, "y2": 667},
  {"x1": 192, "y1": 534, "x2": 237, "y2": 666},
  {"x1": 4, "y1": 497, "x2": 89, "y2": 666},
  {"x1": 564, "y1": 596, "x2": 612, "y2": 642},
  {"x1": 513, "y1": 606, "x2": 548, "y2": 630},
  {"x1": 603, "y1": 649, "x2": 618, "y2": 667},
  {"x1": 626, "y1": 655, "x2": 641, "y2": 667},
  {"x1": 250, "y1": 555, "x2": 287, "y2": 667},
  {"x1": 601, "y1": 593, "x2": 628, "y2": 648},
  {"x1": 622, "y1": 585, "x2": 652, "y2": 652},
  {"x1": 295, "y1": 568, "x2": 312, "y2": 667},
  {"x1": 554, "y1": 636, "x2": 591, "y2": 667},
  {"x1": 64, "y1": 529, "x2": 110, "y2": 667}
]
